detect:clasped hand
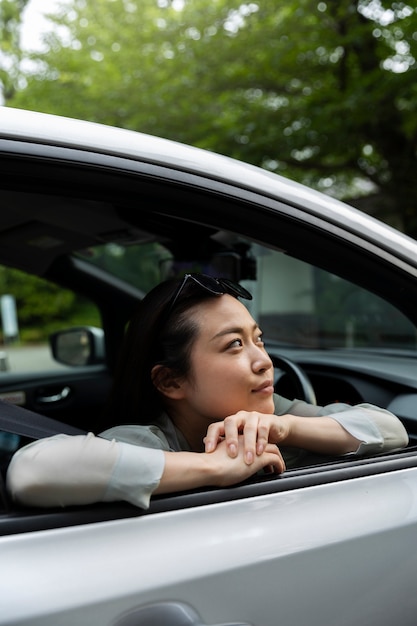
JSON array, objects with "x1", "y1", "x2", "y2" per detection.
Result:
[{"x1": 204, "y1": 410, "x2": 289, "y2": 471}]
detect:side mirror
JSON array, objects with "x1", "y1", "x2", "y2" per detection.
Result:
[{"x1": 49, "y1": 327, "x2": 105, "y2": 367}]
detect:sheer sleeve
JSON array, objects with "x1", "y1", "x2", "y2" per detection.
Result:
[
  {"x1": 6, "y1": 432, "x2": 165, "y2": 509},
  {"x1": 273, "y1": 395, "x2": 409, "y2": 454}
]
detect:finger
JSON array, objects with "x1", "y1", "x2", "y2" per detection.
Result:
[
  {"x1": 204, "y1": 422, "x2": 225, "y2": 453},
  {"x1": 263, "y1": 463, "x2": 281, "y2": 475},
  {"x1": 223, "y1": 416, "x2": 242, "y2": 458},
  {"x1": 255, "y1": 422, "x2": 270, "y2": 456},
  {"x1": 264, "y1": 443, "x2": 286, "y2": 473},
  {"x1": 241, "y1": 415, "x2": 260, "y2": 465},
  {"x1": 261, "y1": 454, "x2": 285, "y2": 475}
]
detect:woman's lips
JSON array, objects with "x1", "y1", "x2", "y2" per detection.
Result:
[{"x1": 252, "y1": 381, "x2": 274, "y2": 395}]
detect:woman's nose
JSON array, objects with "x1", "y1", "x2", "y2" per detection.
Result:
[{"x1": 252, "y1": 348, "x2": 273, "y2": 373}]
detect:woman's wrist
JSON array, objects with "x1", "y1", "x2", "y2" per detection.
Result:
[
  {"x1": 156, "y1": 451, "x2": 221, "y2": 494},
  {"x1": 280, "y1": 414, "x2": 359, "y2": 454},
  {"x1": 271, "y1": 413, "x2": 296, "y2": 446}
]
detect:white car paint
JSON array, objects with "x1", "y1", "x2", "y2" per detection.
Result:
[{"x1": 2, "y1": 468, "x2": 417, "y2": 626}]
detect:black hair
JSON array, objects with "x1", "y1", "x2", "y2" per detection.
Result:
[{"x1": 103, "y1": 278, "x2": 225, "y2": 427}]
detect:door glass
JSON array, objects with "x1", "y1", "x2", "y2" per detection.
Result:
[
  {"x1": 78, "y1": 239, "x2": 417, "y2": 354},
  {"x1": 0, "y1": 265, "x2": 101, "y2": 374},
  {"x1": 243, "y1": 246, "x2": 417, "y2": 352}
]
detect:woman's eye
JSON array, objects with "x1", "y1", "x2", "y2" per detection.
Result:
[{"x1": 228, "y1": 338, "x2": 243, "y2": 348}]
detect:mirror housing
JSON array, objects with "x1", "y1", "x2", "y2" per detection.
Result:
[{"x1": 49, "y1": 327, "x2": 105, "y2": 367}]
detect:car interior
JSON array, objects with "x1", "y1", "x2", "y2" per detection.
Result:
[{"x1": 1, "y1": 149, "x2": 417, "y2": 534}]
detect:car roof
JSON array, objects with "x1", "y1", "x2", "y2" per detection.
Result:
[{"x1": 1, "y1": 106, "x2": 417, "y2": 267}]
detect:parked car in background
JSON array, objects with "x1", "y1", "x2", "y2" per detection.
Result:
[{"x1": 1, "y1": 107, "x2": 417, "y2": 626}]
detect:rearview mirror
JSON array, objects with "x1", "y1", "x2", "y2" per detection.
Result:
[{"x1": 49, "y1": 327, "x2": 105, "y2": 367}]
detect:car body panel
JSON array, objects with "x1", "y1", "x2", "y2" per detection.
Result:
[{"x1": 2, "y1": 467, "x2": 417, "y2": 626}]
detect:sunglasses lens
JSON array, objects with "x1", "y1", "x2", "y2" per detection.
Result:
[
  {"x1": 217, "y1": 277, "x2": 252, "y2": 300},
  {"x1": 190, "y1": 275, "x2": 252, "y2": 300},
  {"x1": 190, "y1": 274, "x2": 224, "y2": 295}
]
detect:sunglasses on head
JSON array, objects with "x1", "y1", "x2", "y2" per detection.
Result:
[{"x1": 166, "y1": 273, "x2": 252, "y2": 317}]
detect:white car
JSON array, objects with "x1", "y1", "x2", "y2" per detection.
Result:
[{"x1": 1, "y1": 107, "x2": 417, "y2": 626}]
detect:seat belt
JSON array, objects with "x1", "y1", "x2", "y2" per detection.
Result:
[{"x1": 0, "y1": 399, "x2": 86, "y2": 440}]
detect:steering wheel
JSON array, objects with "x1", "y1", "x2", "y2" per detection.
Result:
[{"x1": 272, "y1": 355, "x2": 317, "y2": 405}]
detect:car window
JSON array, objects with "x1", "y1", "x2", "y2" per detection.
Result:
[
  {"x1": 246, "y1": 247, "x2": 417, "y2": 352},
  {"x1": 76, "y1": 242, "x2": 174, "y2": 293},
  {"x1": 0, "y1": 264, "x2": 102, "y2": 374},
  {"x1": 78, "y1": 240, "x2": 417, "y2": 355}
]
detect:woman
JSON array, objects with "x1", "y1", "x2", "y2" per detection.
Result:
[{"x1": 7, "y1": 274, "x2": 408, "y2": 509}]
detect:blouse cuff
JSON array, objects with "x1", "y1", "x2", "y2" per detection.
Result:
[
  {"x1": 329, "y1": 409, "x2": 383, "y2": 454},
  {"x1": 103, "y1": 443, "x2": 165, "y2": 509}
]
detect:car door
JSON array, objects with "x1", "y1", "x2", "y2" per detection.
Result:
[{"x1": 2, "y1": 452, "x2": 417, "y2": 626}]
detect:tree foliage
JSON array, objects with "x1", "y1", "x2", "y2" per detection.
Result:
[
  {"x1": 0, "y1": 0, "x2": 29, "y2": 100},
  {"x1": 0, "y1": 266, "x2": 100, "y2": 342},
  {"x1": 4, "y1": 0, "x2": 417, "y2": 234}
]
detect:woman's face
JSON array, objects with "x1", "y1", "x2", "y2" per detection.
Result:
[{"x1": 177, "y1": 294, "x2": 275, "y2": 425}]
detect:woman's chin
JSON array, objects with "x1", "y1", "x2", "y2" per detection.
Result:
[{"x1": 251, "y1": 396, "x2": 275, "y2": 414}]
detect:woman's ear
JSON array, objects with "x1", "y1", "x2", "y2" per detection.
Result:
[{"x1": 151, "y1": 364, "x2": 185, "y2": 400}]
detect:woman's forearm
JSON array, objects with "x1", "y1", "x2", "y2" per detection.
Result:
[
  {"x1": 154, "y1": 451, "x2": 214, "y2": 494},
  {"x1": 156, "y1": 440, "x2": 285, "y2": 494},
  {"x1": 281, "y1": 400, "x2": 408, "y2": 454},
  {"x1": 7, "y1": 433, "x2": 285, "y2": 510},
  {"x1": 284, "y1": 414, "x2": 360, "y2": 455},
  {"x1": 6, "y1": 433, "x2": 164, "y2": 509}
]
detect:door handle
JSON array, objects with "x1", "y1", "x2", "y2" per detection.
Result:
[
  {"x1": 36, "y1": 386, "x2": 71, "y2": 404},
  {"x1": 115, "y1": 601, "x2": 252, "y2": 626}
]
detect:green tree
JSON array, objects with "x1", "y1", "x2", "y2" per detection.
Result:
[
  {"x1": 0, "y1": 0, "x2": 29, "y2": 101},
  {"x1": 0, "y1": 266, "x2": 99, "y2": 342},
  {"x1": 7, "y1": 0, "x2": 417, "y2": 234}
]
